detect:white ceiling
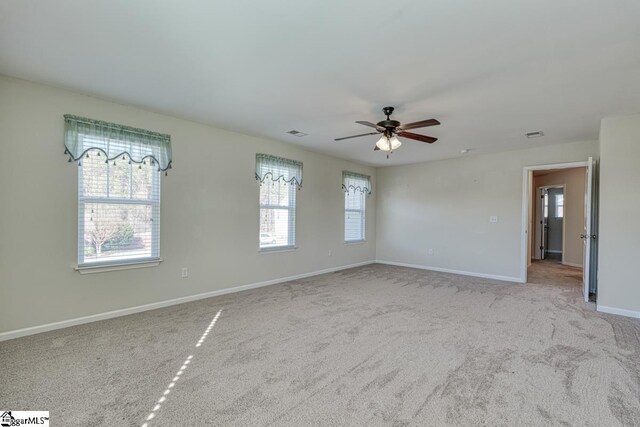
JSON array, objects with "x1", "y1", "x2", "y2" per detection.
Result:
[{"x1": 1, "y1": 0, "x2": 639, "y2": 166}]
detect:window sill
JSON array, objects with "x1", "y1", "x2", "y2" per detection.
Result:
[
  {"x1": 75, "y1": 258, "x2": 162, "y2": 274},
  {"x1": 259, "y1": 246, "x2": 297, "y2": 254},
  {"x1": 345, "y1": 240, "x2": 367, "y2": 245}
]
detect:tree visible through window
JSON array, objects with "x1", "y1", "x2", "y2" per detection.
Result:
[
  {"x1": 79, "y1": 148, "x2": 160, "y2": 265},
  {"x1": 65, "y1": 115, "x2": 170, "y2": 268}
]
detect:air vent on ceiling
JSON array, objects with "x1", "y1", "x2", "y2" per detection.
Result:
[
  {"x1": 286, "y1": 130, "x2": 308, "y2": 137},
  {"x1": 525, "y1": 130, "x2": 544, "y2": 138}
]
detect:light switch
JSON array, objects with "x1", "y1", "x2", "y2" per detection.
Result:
[{"x1": 490, "y1": 216, "x2": 499, "y2": 223}]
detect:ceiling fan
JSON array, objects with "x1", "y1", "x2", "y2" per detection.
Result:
[{"x1": 335, "y1": 106, "x2": 440, "y2": 156}]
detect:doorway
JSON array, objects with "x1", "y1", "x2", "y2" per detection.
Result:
[{"x1": 520, "y1": 158, "x2": 597, "y2": 303}]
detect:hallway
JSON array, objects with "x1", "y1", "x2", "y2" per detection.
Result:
[{"x1": 528, "y1": 259, "x2": 583, "y2": 289}]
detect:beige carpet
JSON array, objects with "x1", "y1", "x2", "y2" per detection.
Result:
[{"x1": 1, "y1": 263, "x2": 639, "y2": 426}]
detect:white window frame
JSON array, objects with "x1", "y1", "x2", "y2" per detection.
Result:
[
  {"x1": 342, "y1": 171, "x2": 370, "y2": 243},
  {"x1": 344, "y1": 190, "x2": 366, "y2": 243},
  {"x1": 77, "y1": 149, "x2": 161, "y2": 269},
  {"x1": 259, "y1": 181, "x2": 296, "y2": 252}
]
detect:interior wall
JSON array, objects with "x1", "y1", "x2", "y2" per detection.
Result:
[
  {"x1": 375, "y1": 141, "x2": 599, "y2": 281},
  {"x1": 598, "y1": 113, "x2": 640, "y2": 316},
  {"x1": 0, "y1": 75, "x2": 376, "y2": 334},
  {"x1": 531, "y1": 168, "x2": 587, "y2": 267}
]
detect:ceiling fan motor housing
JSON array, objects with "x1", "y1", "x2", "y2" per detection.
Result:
[
  {"x1": 379, "y1": 106, "x2": 400, "y2": 130},
  {"x1": 377, "y1": 119, "x2": 401, "y2": 129}
]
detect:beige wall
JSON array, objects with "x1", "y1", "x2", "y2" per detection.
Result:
[
  {"x1": 0, "y1": 75, "x2": 376, "y2": 334},
  {"x1": 531, "y1": 168, "x2": 587, "y2": 267},
  {"x1": 375, "y1": 141, "x2": 599, "y2": 281},
  {"x1": 598, "y1": 113, "x2": 640, "y2": 316}
]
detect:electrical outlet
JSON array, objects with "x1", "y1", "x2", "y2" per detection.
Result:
[
  {"x1": 328, "y1": 250, "x2": 332, "y2": 257},
  {"x1": 427, "y1": 248, "x2": 434, "y2": 256},
  {"x1": 181, "y1": 267, "x2": 188, "y2": 278},
  {"x1": 490, "y1": 216, "x2": 499, "y2": 223}
]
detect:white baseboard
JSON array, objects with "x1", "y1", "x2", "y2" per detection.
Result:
[
  {"x1": 546, "y1": 250, "x2": 562, "y2": 254},
  {"x1": 0, "y1": 260, "x2": 375, "y2": 342},
  {"x1": 376, "y1": 260, "x2": 523, "y2": 283},
  {"x1": 597, "y1": 305, "x2": 640, "y2": 319},
  {"x1": 562, "y1": 261, "x2": 583, "y2": 268}
]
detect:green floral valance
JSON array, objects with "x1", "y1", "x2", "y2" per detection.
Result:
[
  {"x1": 342, "y1": 171, "x2": 371, "y2": 195},
  {"x1": 255, "y1": 153, "x2": 303, "y2": 188},
  {"x1": 64, "y1": 115, "x2": 172, "y2": 171}
]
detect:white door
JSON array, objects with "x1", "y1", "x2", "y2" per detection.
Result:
[{"x1": 582, "y1": 157, "x2": 594, "y2": 302}]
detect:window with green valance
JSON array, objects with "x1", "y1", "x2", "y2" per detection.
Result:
[
  {"x1": 255, "y1": 153, "x2": 303, "y2": 188},
  {"x1": 342, "y1": 171, "x2": 371, "y2": 195},
  {"x1": 64, "y1": 115, "x2": 172, "y2": 172}
]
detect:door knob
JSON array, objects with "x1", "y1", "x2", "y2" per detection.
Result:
[{"x1": 580, "y1": 234, "x2": 586, "y2": 239}]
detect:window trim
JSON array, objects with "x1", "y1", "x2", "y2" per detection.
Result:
[
  {"x1": 258, "y1": 245, "x2": 297, "y2": 254},
  {"x1": 75, "y1": 258, "x2": 162, "y2": 274}
]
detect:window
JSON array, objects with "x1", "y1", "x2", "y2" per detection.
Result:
[
  {"x1": 259, "y1": 179, "x2": 296, "y2": 250},
  {"x1": 342, "y1": 171, "x2": 371, "y2": 242},
  {"x1": 256, "y1": 154, "x2": 302, "y2": 251},
  {"x1": 78, "y1": 151, "x2": 160, "y2": 266},
  {"x1": 555, "y1": 193, "x2": 564, "y2": 218},
  {"x1": 64, "y1": 115, "x2": 171, "y2": 268}
]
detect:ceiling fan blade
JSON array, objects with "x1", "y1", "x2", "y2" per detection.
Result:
[
  {"x1": 397, "y1": 119, "x2": 440, "y2": 131},
  {"x1": 334, "y1": 132, "x2": 380, "y2": 141},
  {"x1": 397, "y1": 131, "x2": 438, "y2": 144},
  {"x1": 356, "y1": 121, "x2": 386, "y2": 131}
]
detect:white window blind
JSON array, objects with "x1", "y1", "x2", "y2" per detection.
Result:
[
  {"x1": 256, "y1": 154, "x2": 302, "y2": 251},
  {"x1": 78, "y1": 149, "x2": 160, "y2": 266},
  {"x1": 65, "y1": 115, "x2": 170, "y2": 268},
  {"x1": 342, "y1": 172, "x2": 371, "y2": 242}
]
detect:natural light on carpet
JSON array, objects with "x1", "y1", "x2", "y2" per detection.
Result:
[{"x1": 140, "y1": 308, "x2": 223, "y2": 427}]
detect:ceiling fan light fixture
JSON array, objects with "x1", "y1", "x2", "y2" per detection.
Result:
[
  {"x1": 389, "y1": 136, "x2": 402, "y2": 150},
  {"x1": 375, "y1": 135, "x2": 402, "y2": 152},
  {"x1": 376, "y1": 135, "x2": 391, "y2": 151}
]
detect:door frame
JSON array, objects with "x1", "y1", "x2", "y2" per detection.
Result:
[
  {"x1": 534, "y1": 184, "x2": 566, "y2": 262},
  {"x1": 520, "y1": 159, "x2": 593, "y2": 301}
]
